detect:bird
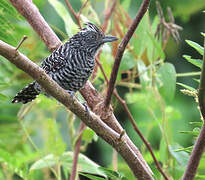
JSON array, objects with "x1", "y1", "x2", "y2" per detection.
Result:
[{"x1": 12, "y1": 22, "x2": 118, "y2": 104}]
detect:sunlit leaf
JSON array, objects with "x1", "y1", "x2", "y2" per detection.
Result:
[
  {"x1": 30, "y1": 154, "x2": 58, "y2": 170},
  {"x1": 80, "y1": 173, "x2": 106, "y2": 180},
  {"x1": 61, "y1": 152, "x2": 106, "y2": 177},
  {"x1": 48, "y1": 0, "x2": 78, "y2": 37},
  {"x1": 185, "y1": 40, "x2": 204, "y2": 56},
  {"x1": 137, "y1": 60, "x2": 151, "y2": 88},
  {"x1": 177, "y1": 82, "x2": 197, "y2": 92},
  {"x1": 169, "y1": 144, "x2": 189, "y2": 167},
  {"x1": 183, "y1": 55, "x2": 202, "y2": 68}
]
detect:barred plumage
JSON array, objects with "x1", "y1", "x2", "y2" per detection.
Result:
[{"x1": 12, "y1": 22, "x2": 118, "y2": 104}]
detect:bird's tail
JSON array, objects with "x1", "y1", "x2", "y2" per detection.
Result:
[{"x1": 12, "y1": 82, "x2": 40, "y2": 104}]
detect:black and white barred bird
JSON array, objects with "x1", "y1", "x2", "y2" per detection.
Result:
[{"x1": 12, "y1": 22, "x2": 118, "y2": 104}]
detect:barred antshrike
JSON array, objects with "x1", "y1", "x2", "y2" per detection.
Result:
[{"x1": 12, "y1": 22, "x2": 118, "y2": 104}]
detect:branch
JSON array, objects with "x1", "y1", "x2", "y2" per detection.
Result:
[
  {"x1": 8, "y1": 0, "x2": 154, "y2": 178},
  {"x1": 97, "y1": 57, "x2": 169, "y2": 180},
  {"x1": 10, "y1": 0, "x2": 61, "y2": 52},
  {"x1": 70, "y1": 123, "x2": 86, "y2": 180},
  {"x1": 64, "y1": 0, "x2": 82, "y2": 29},
  {"x1": 105, "y1": 0, "x2": 150, "y2": 106},
  {"x1": 0, "y1": 39, "x2": 153, "y2": 179},
  {"x1": 182, "y1": 36, "x2": 205, "y2": 180},
  {"x1": 102, "y1": 0, "x2": 118, "y2": 32}
]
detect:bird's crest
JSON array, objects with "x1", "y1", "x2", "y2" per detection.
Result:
[{"x1": 81, "y1": 22, "x2": 103, "y2": 35}]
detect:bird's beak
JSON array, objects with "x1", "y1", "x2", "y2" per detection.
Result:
[{"x1": 102, "y1": 35, "x2": 118, "y2": 43}]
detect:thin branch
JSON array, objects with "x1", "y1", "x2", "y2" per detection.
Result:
[
  {"x1": 102, "y1": 0, "x2": 118, "y2": 32},
  {"x1": 96, "y1": 49, "x2": 169, "y2": 179},
  {"x1": 182, "y1": 35, "x2": 205, "y2": 180},
  {"x1": 78, "y1": 0, "x2": 88, "y2": 17},
  {"x1": 16, "y1": 35, "x2": 27, "y2": 50},
  {"x1": 105, "y1": 0, "x2": 150, "y2": 107},
  {"x1": 70, "y1": 123, "x2": 86, "y2": 180},
  {"x1": 64, "y1": 0, "x2": 82, "y2": 29},
  {"x1": 114, "y1": 91, "x2": 170, "y2": 180}
]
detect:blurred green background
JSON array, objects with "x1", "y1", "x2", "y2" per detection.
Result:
[{"x1": 0, "y1": 0, "x2": 205, "y2": 179}]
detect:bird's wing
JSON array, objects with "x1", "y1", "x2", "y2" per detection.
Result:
[{"x1": 41, "y1": 44, "x2": 69, "y2": 74}]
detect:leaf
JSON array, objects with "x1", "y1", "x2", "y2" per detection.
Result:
[
  {"x1": 61, "y1": 152, "x2": 106, "y2": 177},
  {"x1": 147, "y1": 31, "x2": 165, "y2": 60},
  {"x1": 137, "y1": 60, "x2": 151, "y2": 88},
  {"x1": 120, "y1": 52, "x2": 137, "y2": 71},
  {"x1": 169, "y1": 144, "x2": 189, "y2": 167},
  {"x1": 183, "y1": 55, "x2": 202, "y2": 68},
  {"x1": 0, "y1": 93, "x2": 8, "y2": 101},
  {"x1": 180, "y1": 130, "x2": 200, "y2": 136},
  {"x1": 177, "y1": 82, "x2": 197, "y2": 92},
  {"x1": 48, "y1": 0, "x2": 78, "y2": 37},
  {"x1": 185, "y1": 40, "x2": 204, "y2": 56},
  {"x1": 82, "y1": 127, "x2": 98, "y2": 143},
  {"x1": 30, "y1": 154, "x2": 58, "y2": 171},
  {"x1": 157, "y1": 63, "x2": 176, "y2": 101},
  {"x1": 80, "y1": 173, "x2": 106, "y2": 180},
  {"x1": 98, "y1": 167, "x2": 122, "y2": 179}
]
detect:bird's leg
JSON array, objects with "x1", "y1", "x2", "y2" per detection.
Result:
[{"x1": 66, "y1": 90, "x2": 75, "y2": 98}]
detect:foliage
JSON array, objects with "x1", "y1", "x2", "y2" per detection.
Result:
[{"x1": 0, "y1": 0, "x2": 204, "y2": 179}]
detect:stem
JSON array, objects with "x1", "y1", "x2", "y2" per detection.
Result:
[
  {"x1": 105, "y1": 0, "x2": 150, "y2": 107},
  {"x1": 182, "y1": 35, "x2": 205, "y2": 180},
  {"x1": 70, "y1": 123, "x2": 85, "y2": 180},
  {"x1": 176, "y1": 72, "x2": 201, "y2": 77}
]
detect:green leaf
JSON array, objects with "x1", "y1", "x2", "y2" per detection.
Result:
[
  {"x1": 48, "y1": 0, "x2": 78, "y2": 37},
  {"x1": 157, "y1": 63, "x2": 176, "y2": 101},
  {"x1": 137, "y1": 60, "x2": 151, "y2": 88},
  {"x1": 183, "y1": 55, "x2": 202, "y2": 68},
  {"x1": 177, "y1": 82, "x2": 197, "y2": 92},
  {"x1": 0, "y1": 93, "x2": 8, "y2": 101},
  {"x1": 61, "y1": 152, "x2": 106, "y2": 177},
  {"x1": 169, "y1": 144, "x2": 189, "y2": 167},
  {"x1": 120, "y1": 52, "x2": 137, "y2": 71},
  {"x1": 147, "y1": 31, "x2": 165, "y2": 61},
  {"x1": 30, "y1": 154, "x2": 58, "y2": 171},
  {"x1": 185, "y1": 40, "x2": 204, "y2": 56},
  {"x1": 180, "y1": 130, "x2": 200, "y2": 136},
  {"x1": 98, "y1": 167, "x2": 121, "y2": 179},
  {"x1": 82, "y1": 127, "x2": 98, "y2": 143},
  {"x1": 80, "y1": 173, "x2": 106, "y2": 180}
]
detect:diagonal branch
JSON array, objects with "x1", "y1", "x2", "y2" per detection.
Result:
[
  {"x1": 105, "y1": 0, "x2": 150, "y2": 107},
  {"x1": 182, "y1": 36, "x2": 205, "y2": 180},
  {"x1": 0, "y1": 39, "x2": 153, "y2": 179},
  {"x1": 8, "y1": 0, "x2": 154, "y2": 179}
]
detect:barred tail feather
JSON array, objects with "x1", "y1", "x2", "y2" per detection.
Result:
[{"x1": 12, "y1": 82, "x2": 40, "y2": 104}]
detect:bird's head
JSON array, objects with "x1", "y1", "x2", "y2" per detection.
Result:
[{"x1": 71, "y1": 22, "x2": 118, "y2": 56}]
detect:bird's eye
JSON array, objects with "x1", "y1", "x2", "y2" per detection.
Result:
[{"x1": 90, "y1": 34, "x2": 96, "y2": 40}]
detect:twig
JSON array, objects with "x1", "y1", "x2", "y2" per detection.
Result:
[
  {"x1": 64, "y1": 0, "x2": 82, "y2": 29},
  {"x1": 105, "y1": 0, "x2": 150, "y2": 107},
  {"x1": 114, "y1": 90, "x2": 170, "y2": 180},
  {"x1": 16, "y1": 35, "x2": 27, "y2": 50},
  {"x1": 78, "y1": 0, "x2": 88, "y2": 17},
  {"x1": 182, "y1": 35, "x2": 205, "y2": 180},
  {"x1": 70, "y1": 123, "x2": 86, "y2": 180},
  {"x1": 102, "y1": 0, "x2": 118, "y2": 32}
]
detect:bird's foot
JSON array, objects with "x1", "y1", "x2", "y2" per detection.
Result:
[
  {"x1": 83, "y1": 102, "x2": 90, "y2": 115},
  {"x1": 66, "y1": 90, "x2": 75, "y2": 98}
]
